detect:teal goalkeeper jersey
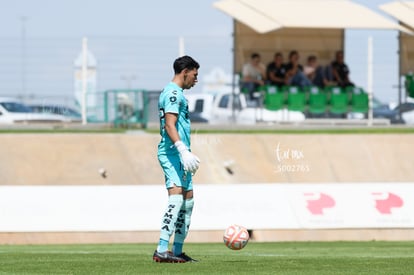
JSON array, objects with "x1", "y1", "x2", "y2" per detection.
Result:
[{"x1": 158, "y1": 82, "x2": 191, "y2": 155}]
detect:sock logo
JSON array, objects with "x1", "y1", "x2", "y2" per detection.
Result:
[
  {"x1": 304, "y1": 192, "x2": 336, "y2": 215},
  {"x1": 162, "y1": 204, "x2": 176, "y2": 232},
  {"x1": 372, "y1": 192, "x2": 404, "y2": 214},
  {"x1": 175, "y1": 210, "x2": 186, "y2": 235}
]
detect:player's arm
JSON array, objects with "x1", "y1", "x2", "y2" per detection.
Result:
[
  {"x1": 164, "y1": 112, "x2": 180, "y2": 144},
  {"x1": 165, "y1": 112, "x2": 200, "y2": 173}
]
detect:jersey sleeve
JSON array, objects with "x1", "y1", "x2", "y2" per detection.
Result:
[{"x1": 162, "y1": 89, "x2": 180, "y2": 114}]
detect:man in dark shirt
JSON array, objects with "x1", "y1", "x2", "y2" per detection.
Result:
[
  {"x1": 331, "y1": 50, "x2": 354, "y2": 87},
  {"x1": 285, "y1": 50, "x2": 312, "y2": 88},
  {"x1": 266, "y1": 52, "x2": 287, "y2": 87}
]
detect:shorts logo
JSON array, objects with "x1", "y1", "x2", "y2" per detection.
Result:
[{"x1": 170, "y1": 96, "x2": 177, "y2": 103}]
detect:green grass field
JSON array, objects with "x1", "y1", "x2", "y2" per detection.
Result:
[{"x1": 0, "y1": 242, "x2": 413, "y2": 275}]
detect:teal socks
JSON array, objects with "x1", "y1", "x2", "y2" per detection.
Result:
[
  {"x1": 173, "y1": 198, "x2": 194, "y2": 255},
  {"x1": 157, "y1": 194, "x2": 184, "y2": 253}
]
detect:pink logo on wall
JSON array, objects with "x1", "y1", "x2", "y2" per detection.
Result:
[
  {"x1": 304, "y1": 193, "x2": 336, "y2": 215},
  {"x1": 372, "y1": 192, "x2": 404, "y2": 214}
]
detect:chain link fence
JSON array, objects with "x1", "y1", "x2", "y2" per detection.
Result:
[{"x1": 0, "y1": 35, "x2": 232, "y2": 121}]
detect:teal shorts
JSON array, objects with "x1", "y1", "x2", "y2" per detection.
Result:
[{"x1": 158, "y1": 154, "x2": 193, "y2": 191}]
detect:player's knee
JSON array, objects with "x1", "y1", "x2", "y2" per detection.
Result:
[{"x1": 168, "y1": 184, "x2": 183, "y2": 196}]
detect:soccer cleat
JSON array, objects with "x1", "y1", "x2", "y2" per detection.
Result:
[
  {"x1": 152, "y1": 250, "x2": 186, "y2": 263},
  {"x1": 177, "y1": 252, "x2": 198, "y2": 262}
]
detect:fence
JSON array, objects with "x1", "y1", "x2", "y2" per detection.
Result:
[
  {"x1": 0, "y1": 33, "x2": 407, "y2": 117},
  {"x1": 0, "y1": 35, "x2": 232, "y2": 105},
  {"x1": 97, "y1": 89, "x2": 149, "y2": 128}
]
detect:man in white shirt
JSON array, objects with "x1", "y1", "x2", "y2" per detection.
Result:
[{"x1": 241, "y1": 53, "x2": 266, "y2": 100}]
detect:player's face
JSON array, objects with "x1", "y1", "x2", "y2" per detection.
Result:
[{"x1": 183, "y1": 68, "x2": 198, "y2": 89}]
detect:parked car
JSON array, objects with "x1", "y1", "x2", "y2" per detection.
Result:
[
  {"x1": 394, "y1": 102, "x2": 414, "y2": 125},
  {"x1": 29, "y1": 104, "x2": 82, "y2": 122},
  {"x1": 348, "y1": 97, "x2": 403, "y2": 124},
  {"x1": 189, "y1": 111, "x2": 209, "y2": 123},
  {"x1": 0, "y1": 98, "x2": 70, "y2": 124},
  {"x1": 372, "y1": 97, "x2": 403, "y2": 124}
]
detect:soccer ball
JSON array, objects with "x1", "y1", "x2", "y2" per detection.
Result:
[{"x1": 223, "y1": 224, "x2": 249, "y2": 250}]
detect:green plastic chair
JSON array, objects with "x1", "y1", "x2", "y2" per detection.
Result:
[
  {"x1": 305, "y1": 86, "x2": 323, "y2": 95},
  {"x1": 287, "y1": 92, "x2": 306, "y2": 112},
  {"x1": 405, "y1": 74, "x2": 414, "y2": 98},
  {"x1": 308, "y1": 92, "x2": 328, "y2": 115},
  {"x1": 325, "y1": 86, "x2": 343, "y2": 95},
  {"x1": 282, "y1": 85, "x2": 301, "y2": 94},
  {"x1": 351, "y1": 92, "x2": 368, "y2": 113},
  {"x1": 263, "y1": 85, "x2": 285, "y2": 111},
  {"x1": 330, "y1": 93, "x2": 348, "y2": 114},
  {"x1": 346, "y1": 86, "x2": 364, "y2": 95}
]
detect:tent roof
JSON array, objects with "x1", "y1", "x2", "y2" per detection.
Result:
[
  {"x1": 380, "y1": 1, "x2": 414, "y2": 30},
  {"x1": 213, "y1": 0, "x2": 411, "y2": 33}
]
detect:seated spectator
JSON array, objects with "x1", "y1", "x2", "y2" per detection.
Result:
[
  {"x1": 285, "y1": 50, "x2": 312, "y2": 88},
  {"x1": 266, "y1": 52, "x2": 287, "y2": 87},
  {"x1": 304, "y1": 55, "x2": 318, "y2": 81},
  {"x1": 241, "y1": 53, "x2": 266, "y2": 100},
  {"x1": 305, "y1": 55, "x2": 336, "y2": 89},
  {"x1": 323, "y1": 62, "x2": 338, "y2": 88},
  {"x1": 331, "y1": 50, "x2": 354, "y2": 87}
]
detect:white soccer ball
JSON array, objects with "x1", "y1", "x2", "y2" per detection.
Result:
[{"x1": 223, "y1": 224, "x2": 249, "y2": 250}]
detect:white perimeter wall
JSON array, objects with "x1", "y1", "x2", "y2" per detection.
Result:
[{"x1": 0, "y1": 183, "x2": 413, "y2": 232}]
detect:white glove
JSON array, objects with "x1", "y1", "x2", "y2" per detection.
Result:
[{"x1": 174, "y1": 141, "x2": 200, "y2": 174}]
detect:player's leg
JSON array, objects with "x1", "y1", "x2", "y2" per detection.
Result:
[
  {"x1": 154, "y1": 155, "x2": 186, "y2": 263},
  {"x1": 153, "y1": 185, "x2": 186, "y2": 263},
  {"x1": 172, "y1": 174, "x2": 197, "y2": 262},
  {"x1": 156, "y1": 186, "x2": 184, "y2": 253}
]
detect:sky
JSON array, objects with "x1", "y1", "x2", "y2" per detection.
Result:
[
  {"x1": 0, "y1": 0, "x2": 406, "y2": 105},
  {"x1": 0, "y1": 0, "x2": 231, "y2": 37}
]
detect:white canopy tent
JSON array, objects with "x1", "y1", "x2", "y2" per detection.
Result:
[
  {"x1": 380, "y1": 1, "x2": 414, "y2": 74},
  {"x1": 213, "y1": 0, "x2": 410, "y2": 72},
  {"x1": 380, "y1": 1, "x2": 414, "y2": 103},
  {"x1": 214, "y1": 0, "x2": 409, "y2": 33},
  {"x1": 213, "y1": 0, "x2": 411, "y2": 123},
  {"x1": 380, "y1": 1, "x2": 414, "y2": 30}
]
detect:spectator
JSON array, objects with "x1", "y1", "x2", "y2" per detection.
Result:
[
  {"x1": 266, "y1": 52, "x2": 287, "y2": 87},
  {"x1": 331, "y1": 50, "x2": 354, "y2": 87},
  {"x1": 305, "y1": 55, "x2": 335, "y2": 89},
  {"x1": 241, "y1": 53, "x2": 266, "y2": 100},
  {"x1": 323, "y1": 62, "x2": 338, "y2": 88},
  {"x1": 285, "y1": 50, "x2": 312, "y2": 88}
]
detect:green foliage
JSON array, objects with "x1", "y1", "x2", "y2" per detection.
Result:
[{"x1": 0, "y1": 242, "x2": 413, "y2": 274}]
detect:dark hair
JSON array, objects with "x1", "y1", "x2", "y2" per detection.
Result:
[
  {"x1": 289, "y1": 50, "x2": 298, "y2": 59},
  {"x1": 251, "y1": 53, "x2": 260, "y2": 59},
  {"x1": 274, "y1": 52, "x2": 282, "y2": 58},
  {"x1": 173, "y1": 55, "x2": 200, "y2": 74},
  {"x1": 307, "y1": 55, "x2": 317, "y2": 62}
]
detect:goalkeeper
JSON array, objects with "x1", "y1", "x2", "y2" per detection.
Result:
[{"x1": 153, "y1": 55, "x2": 200, "y2": 263}]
